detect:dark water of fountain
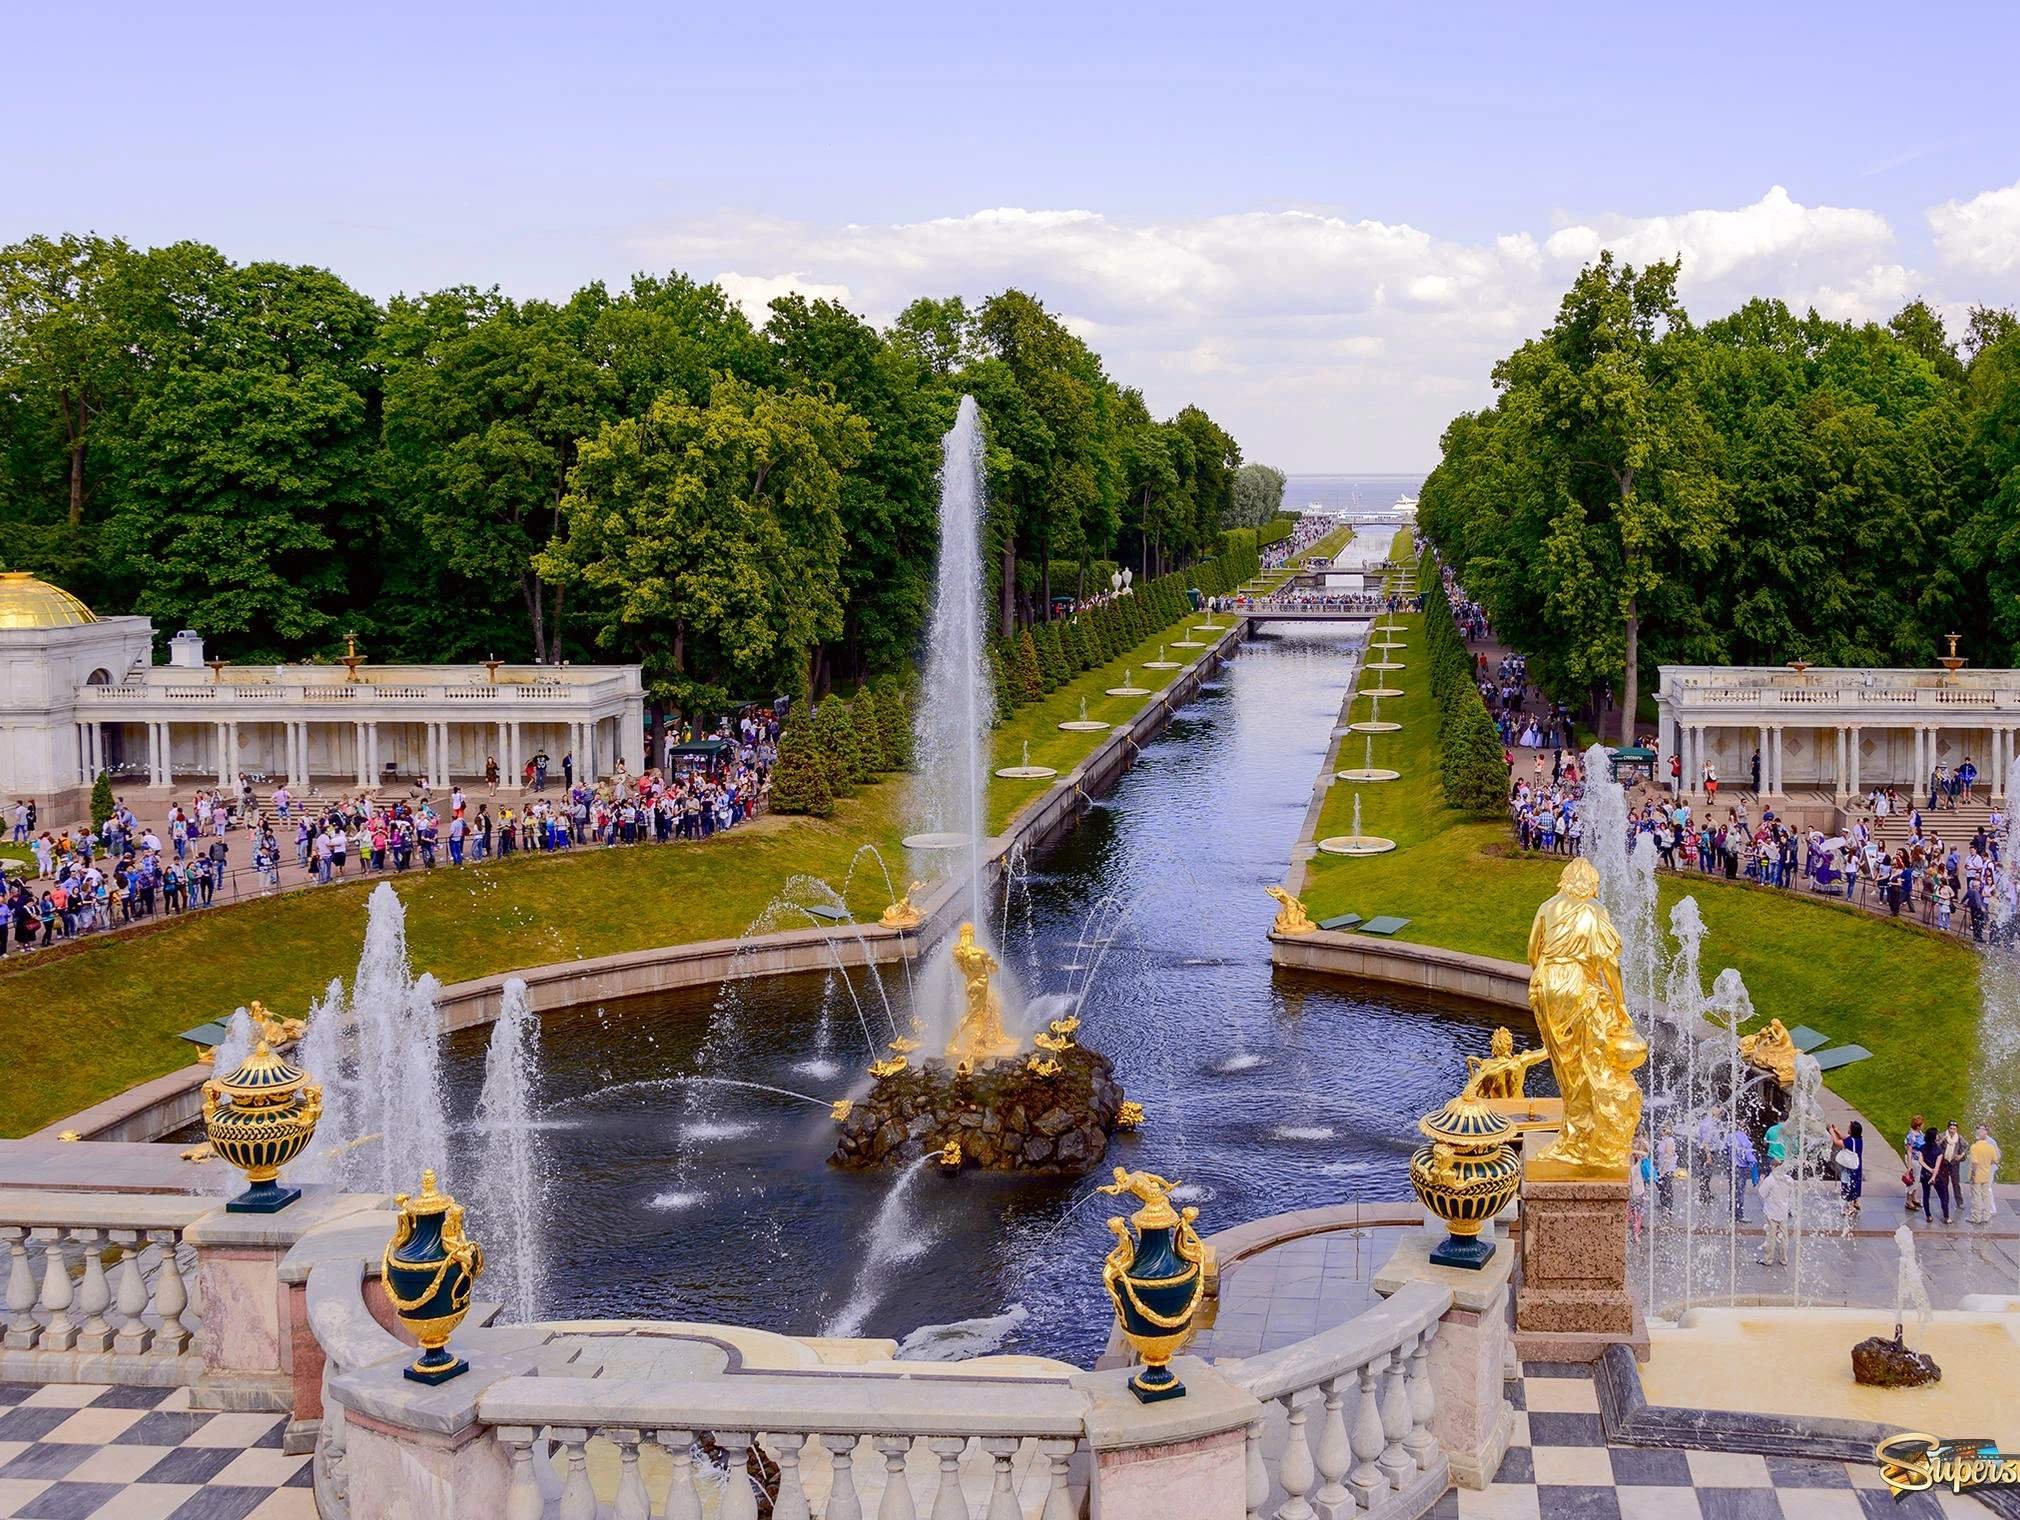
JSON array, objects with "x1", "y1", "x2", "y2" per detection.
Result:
[{"x1": 441, "y1": 625, "x2": 1514, "y2": 1364}]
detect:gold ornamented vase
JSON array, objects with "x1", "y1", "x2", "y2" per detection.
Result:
[
  {"x1": 1098, "y1": 1168, "x2": 1207, "y2": 1402},
  {"x1": 1410, "y1": 1092, "x2": 1520, "y2": 1269},
  {"x1": 202, "y1": 1040, "x2": 323, "y2": 1214},
  {"x1": 382, "y1": 1170, "x2": 485, "y2": 1385}
]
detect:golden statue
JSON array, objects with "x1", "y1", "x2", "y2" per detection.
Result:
[
  {"x1": 945, "y1": 922, "x2": 1019, "y2": 1065},
  {"x1": 1524, "y1": 858, "x2": 1646, "y2": 1174},
  {"x1": 880, "y1": 882, "x2": 925, "y2": 930},
  {"x1": 1738, "y1": 1017, "x2": 1797, "y2": 1089},
  {"x1": 1265, "y1": 885, "x2": 1317, "y2": 936},
  {"x1": 1463, "y1": 1026, "x2": 1552, "y2": 1100}
]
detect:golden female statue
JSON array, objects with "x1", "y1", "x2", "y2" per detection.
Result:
[
  {"x1": 1525, "y1": 858, "x2": 1645, "y2": 1173},
  {"x1": 1265, "y1": 886, "x2": 1317, "y2": 935},
  {"x1": 946, "y1": 922, "x2": 1019, "y2": 1065}
]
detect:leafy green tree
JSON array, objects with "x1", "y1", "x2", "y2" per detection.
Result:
[
  {"x1": 1229, "y1": 463, "x2": 1287, "y2": 528},
  {"x1": 850, "y1": 688, "x2": 886, "y2": 779},
  {"x1": 1015, "y1": 629, "x2": 1045, "y2": 702},
  {"x1": 810, "y1": 695, "x2": 860, "y2": 798},
  {"x1": 89, "y1": 771, "x2": 115, "y2": 830},
  {"x1": 874, "y1": 677, "x2": 915, "y2": 770},
  {"x1": 538, "y1": 377, "x2": 868, "y2": 713}
]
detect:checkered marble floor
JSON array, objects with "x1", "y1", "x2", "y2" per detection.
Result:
[
  {"x1": 1427, "y1": 1363, "x2": 1989, "y2": 1520},
  {"x1": 0, "y1": 1383, "x2": 312, "y2": 1520}
]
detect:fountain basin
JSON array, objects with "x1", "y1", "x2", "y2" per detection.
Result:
[
  {"x1": 831, "y1": 1045, "x2": 1125, "y2": 1176},
  {"x1": 1318, "y1": 835, "x2": 1399, "y2": 856},
  {"x1": 1105, "y1": 686, "x2": 1150, "y2": 698},
  {"x1": 1141, "y1": 661, "x2": 1182, "y2": 670},
  {"x1": 1371, "y1": 643, "x2": 1408, "y2": 652},
  {"x1": 1058, "y1": 720, "x2": 1112, "y2": 732},
  {"x1": 1347, "y1": 721, "x2": 1402, "y2": 733},
  {"x1": 1366, "y1": 662, "x2": 1406, "y2": 672},
  {"x1": 1335, "y1": 768, "x2": 1401, "y2": 783},
  {"x1": 902, "y1": 831, "x2": 973, "y2": 851},
  {"x1": 1169, "y1": 641, "x2": 1206, "y2": 649},
  {"x1": 1358, "y1": 688, "x2": 1405, "y2": 699},
  {"x1": 995, "y1": 765, "x2": 1059, "y2": 779}
]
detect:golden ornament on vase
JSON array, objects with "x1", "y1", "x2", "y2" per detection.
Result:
[
  {"x1": 202, "y1": 1038, "x2": 323, "y2": 1214},
  {"x1": 382, "y1": 1169, "x2": 485, "y2": 1386},
  {"x1": 1524, "y1": 858, "x2": 1646, "y2": 1175},
  {"x1": 1409, "y1": 1090, "x2": 1521, "y2": 1269}
]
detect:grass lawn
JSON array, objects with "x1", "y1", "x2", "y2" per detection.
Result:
[
  {"x1": 0, "y1": 595, "x2": 1225, "y2": 1137},
  {"x1": 1299, "y1": 535, "x2": 1986, "y2": 1145}
]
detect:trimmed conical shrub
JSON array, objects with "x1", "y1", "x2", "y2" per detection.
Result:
[
  {"x1": 1035, "y1": 622, "x2": 1065, "y2": 690},
  {"x1": 811, "y1": 695, "x2": 859, "y2": 798},
  {"x1": 90, "y1": 771, "x2": 115, "y2": 830},
  {"x1": 875, "y1": 681, "x2": 913, "y2": 770},
  {"x1": 1015, "y1": 629, "x2": 1045, "y2": 703},
  {"x1": 850, "y1": 689, "x2": 885, "y2": 781},
  {"x1": 770, "y1": 717, "x2": 834, "y2": 817}
]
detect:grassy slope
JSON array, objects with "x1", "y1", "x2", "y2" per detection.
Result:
[
  {"x1": 1298, "y1": 533, "x2": 1984, "y2": 1144},
  {"x1": 0, "y1": 599, "x2": 1219, "y2": 1136}
]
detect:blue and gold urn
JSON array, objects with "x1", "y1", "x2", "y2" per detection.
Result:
[
  {"x1": 1098, "y1": 1167, "x2": 1207, "y2": 1403},
  {"x1": 381, "y1": 1170, "x2": 485, "y2": 1385},
  {"x1": 202, "y1": 1040, "x2": 323, "y2": 1214},
  {"x1": 1410, "y1": 1092, "x2": 1520, "y2": 1269}
]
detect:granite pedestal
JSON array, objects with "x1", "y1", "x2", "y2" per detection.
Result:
[{"x1": 1514, "y1": 1165, "x2": 1648, "y2": 1364}]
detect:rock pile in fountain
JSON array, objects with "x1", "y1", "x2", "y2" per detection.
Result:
[{"x1": 830, "y1": 1042, "x2": 1124, "y2": 1176}]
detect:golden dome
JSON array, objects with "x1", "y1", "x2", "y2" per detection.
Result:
[{"x1": 0, "y1": 572, "x2": 98, "y2": 630}]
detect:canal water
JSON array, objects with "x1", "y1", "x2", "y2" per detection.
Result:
[{"x1": 443, "y1": 623, "x2": 1508, "y2": 1364}]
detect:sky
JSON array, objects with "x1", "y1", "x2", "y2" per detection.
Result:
[{"x1": 7, "y1": 2, "x2": 2019, "y2": 471}]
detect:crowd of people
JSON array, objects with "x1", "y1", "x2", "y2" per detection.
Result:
[
  {"x1": 2, "y1": 712, "x2": 783, "y2": 955},
  {"x1": 1259, "y1": 513, "x2": 1343, "y2": 570}
]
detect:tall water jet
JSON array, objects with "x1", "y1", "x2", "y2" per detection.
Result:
[
  {"x1": 471, "y1": 978, "x2": 546, "y2": 1323},
  {"x1": 293, "y1": 883, "x2": 451, "y2": 1194},
  {"x1": 911, "y1": 395, "x2": 992, "y2": 929}
]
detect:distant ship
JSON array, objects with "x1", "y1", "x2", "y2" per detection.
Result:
[{"x1": 1393, "y1": 495, "x2": 1418, "y2": 515}]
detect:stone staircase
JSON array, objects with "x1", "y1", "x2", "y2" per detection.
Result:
[{"x1": 1849, "y1": 788, "x2": 1997, "y2": 852}]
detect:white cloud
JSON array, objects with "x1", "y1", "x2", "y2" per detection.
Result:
[
  {"x1": 713, "y1": 271, "x2": 854, "y2": 326},
  {"x1": 1928, "y1": 179, "x2": 2020, "y2": 275},
  {"x1": 627, "y1": 185, "x2": 1946, "y2": 469}
]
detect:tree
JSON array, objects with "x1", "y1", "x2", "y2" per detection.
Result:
[
  {"x1": 874, "y1": 677, "x2": 915, "y2": 770},
  {"x1": 1488, "y1": 254, "x2": 1724, "y2": 744},
  {"x1": 850, "y1": 688, "x2": 886, "y2": 779},
  {"x1": 1229, "y1": 463, "x2": 1287, "y2": 528},
  {"x1": 89, "y1": 771, "x2": 114, "y2": 830},
  {"x1": 769, "y1": 717, "x2": 833, "y2": 817},
  {"x1": 538, "y1": 377, "x2": 868, "y2": 713},
  {"x1": 810, "y1": 695, "x2": 860, "y2": 797},
  {"x1": 1014, "y1": 629, "x2": 1045, "y2": 702}
]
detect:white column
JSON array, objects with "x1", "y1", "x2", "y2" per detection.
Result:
[
  {"x1": 214, "y1": 723, "x2": 228, "y2": 785},
  {"x1": 506, "y1": 721, "x2": 519, "y2": 787},
  {"x1": 226, "y1": 722, "x2": 239, "y2": 788},
  {"x1": 625, "y1": 699, "x2": 646, "y2": 774},
  {"x1": 75, "y1": 725, "x2": 86, "y2": 785},
  {"x1": 366, "y1": 722, "x2": 379, "y2": 788},
  {"x1": 496, "y1": 720, "x2": 507, "y2": 781},
  {"x1": 1849, "y1": 727, "x2": 1861, "y2": 795},
  {"x1": 1997, "y1": 729, "x2": 2009, "y2": 801},
  {"x1": 428, "y1": 722, "x2": 441, "y2": 785},
  {"x1": 153, "y1": 722, "x2": 168, "y2": 787},
  {"x1": 1757, "y1": 724, "x2": 1769, "y2": 794},
  {"x1": 1771, "y1": 726, "x2": 1784, "y2": 795}
]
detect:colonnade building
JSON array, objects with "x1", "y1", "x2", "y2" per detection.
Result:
[{"x1": 1, "y1": 572, "x2": 646, "y2": 819}]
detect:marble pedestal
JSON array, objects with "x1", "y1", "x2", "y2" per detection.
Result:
[
  {"x1": 1374, "y1": 1232, "x2": 1516, "y2": 1488},
  {"x1": 1514, "y1": 1168, "x2": 1648, "y2": 1364}
]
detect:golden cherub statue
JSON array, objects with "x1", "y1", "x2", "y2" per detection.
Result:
[
  {"x1": 1737, "y1": 1016, "x2": 1797, "y2": 1089},
  {"x1": 1098, "y1": 1167, "x2": 1188, "y2": 1228},
  {"x1": 1524, "y1": 858, "x2": 1646, "y2": 1174},
  {"x1": 945, "y1": 922, "x2": 1019, "y2": 1065},
  {"x1": 1462, "y1": 1026, "x2": 1552, "y2": 1100},
  {"x1": 1265, "y1": 885, "x2": 1317, "y2": 936}
]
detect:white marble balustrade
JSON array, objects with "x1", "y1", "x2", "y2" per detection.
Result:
[
  {"x1": 0, "y1": 1190, "x2": 207, "y2": 1385},
  {"x1": 1223, "y1": 1280, "x2": 1451, "y2": 1520},
  {"x1": 478, "y1": 1372, "x2": 1089, "y2": 1520}
]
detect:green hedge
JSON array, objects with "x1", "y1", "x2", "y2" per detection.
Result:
[{"x1": 1257, "y1": 517, "x2": 1293, "y2": 549}]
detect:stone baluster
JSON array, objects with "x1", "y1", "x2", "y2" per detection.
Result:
[
  {"x1": 1313, "y1": 1376, "x2": 1352, "y2": 1518},
  {"x1": 496, "y1": 1426, "x2": 546, "y2": 1520},
  {"x1": 1346, "y1": 1359, "x2": 1386, "y2": 1509},
  {"x1": 716, "y1": 1432, "x2": 762, "y2": 1520},
  {"x1": 552, "y1": 1428, "x2": 596, "y2": 1520},
  {"x1": 1038, "y1": 1438, "x2": 1078, "y2": 1520},
  {"x1": 1376, "y1": 1349, "x2": 1412, "y2": 1490},
  {"x1": 821, "y1": 1434, "x2": 864, "y2": 1520},
  {"x1": 1403, "y1": 1326, "x2": 1439, "y2": 1473},
  {"x1": 981, "y1": 1438, "x2": 1020, "y2": 1520},
  {"x1": 74, "y1": 1230, "x2": 113, "y2": 1353},
  {"x1": 33, "y1": 1229, "x2": 75, "y2": 1351},
  {"x1": 148, "y1": 1230, "x2": 191, "y2": 1355},
  {"x1": 610, "y1": 1428, "x2": 652, "y2": 1520},
  {"x1": 926, "y1": 1437, "x2": 970, "y2": 1520},
  {"x1": 109, "y1": 1230, "x2": 152, "y2": 1355},
  {"x1": 772, "y1": 1433, "x2": 811, "y2": 1520},
  {"x1": 1244, "y1": 1421, "x2": 1269, "y2": 1520},
  {"x1": 657, "y1": 1429, "x2": 704, "y2": 1520},
  {"x1": 2, "y1": 1228, "x2": 36, "y2": 1350},
  {"x1": 876, "y1": 1436, "x2": 918, "y2": 1520},
  {"x1": 1274, "y1": 1394, "x2": 1315, "y2": 1520}
]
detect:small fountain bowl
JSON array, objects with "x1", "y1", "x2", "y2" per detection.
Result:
[
  {"x1": 1335, "y1": 768, "x2": 1401, "y2": 783},
  {"x1": 1317, "y1": 834, "x2": 1398, "y2": 855},
  {"x1": 1347, "y1": 720, "x2": 1402, "y2": 733},
  {"x1": 1105, "y1": 686, "x2": 1150, "y2": 698},
  {"x1": 995, "y1": 764, "x2": 1059, "y2": 779},
  {"x1": 902, "y1": 831, "x2": 973, "y2": 851},
  {"x1": 1169, "y1": 640, "x2": 1206, "y2": 649},
  {"x1": 1365, "y1": 662, "x2": 1406, "y2": 672},
  {"x1": 1358, "y1": 687, "x2": 1405, "y2": 699},
  {"x1": 1058, "y1": 720, "x2": 1113, "y2": 732},
  {"x1": 1141, "y1": 661, "x2": 1182, "y2": 670}
]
